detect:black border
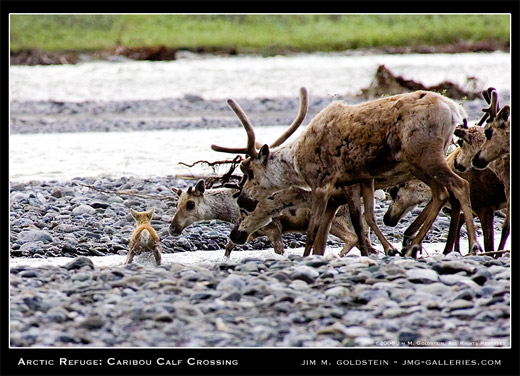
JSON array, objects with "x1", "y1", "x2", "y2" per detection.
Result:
[{"x1": 3, "y1": 2, "x2": 519, "y2": 376}]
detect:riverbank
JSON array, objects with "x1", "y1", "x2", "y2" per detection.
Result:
[
  {"x1": 9, "y1": 92, "x2": 511, "y2": 135},
  {"x1": 10, "y1": 15, "x2": 510, "y2": 65}
]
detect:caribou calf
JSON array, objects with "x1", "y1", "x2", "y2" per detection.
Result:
[{"x1": 169, "y1": 179, "x2": 370, "y2": 257}]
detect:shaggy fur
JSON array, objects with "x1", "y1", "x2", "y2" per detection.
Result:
[{"x1": 231, "y1": 90, "x2": 481, "y2": 257}]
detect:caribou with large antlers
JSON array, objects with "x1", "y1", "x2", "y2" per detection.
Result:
[{"x1": 212, "y1": 88, "x2": 482, "y2": 257}]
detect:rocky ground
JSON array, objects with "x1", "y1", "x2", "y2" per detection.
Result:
[
  {"x1": 10, "y1": 251, "x2": 511, "y2": 347},
  {"x1": 10, "y1": 92, "x2": 509, "y2": 135},
  {"x1": 9, "y1": 175, "x2": 510, "y2": 347},
  {"x1": 9, "y1": 94, "x2": 510, "y2": 348}
]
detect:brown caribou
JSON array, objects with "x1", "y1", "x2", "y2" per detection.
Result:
[
  {"x1": 452, "y1": 87, "x2": 510, "y2": 251},
  {"x1": 384, "y1": 147, "x2": 507, "y2": 254},
  {"x1": 169, "y1": 179, "x2": 372, "y2": 257},
  {"x1": 212, "y1": 88, "x2": 482, "y2": 257}
]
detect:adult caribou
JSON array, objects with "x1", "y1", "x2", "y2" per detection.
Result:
[
  {"x1": 212, "y1": 88, "x2": 482, "y2": 257},
  {"x1": 453, "y1": 87, "x2": 510, "y2": 251}
]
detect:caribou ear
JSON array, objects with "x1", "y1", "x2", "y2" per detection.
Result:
[
  {"x1": 497, "y1": 105, "x2": 510, "y2": 126},
  {"x1": 454, "y1": 128, "x2": 469, "y2": 142},
  {"x1": 258, "y1": 144, "x2": 269, "y2": 165},
  {"x1": 194, "y1": 179, "x2": 206, "y2": 196}
]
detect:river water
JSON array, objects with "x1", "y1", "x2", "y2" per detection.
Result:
[
  {"x1": 9, "y1": 51, "x2": 510, "y2": 101},
  {"x1": 9, "y1": 52, "x2": 511, "y2": 183}
]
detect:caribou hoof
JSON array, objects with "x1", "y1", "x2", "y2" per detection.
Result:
[
  {"x1": 386, "y1": 248, "x2": 399, "y2": 257},
  {"x1": 402, "y1": 235, "x2": 413, "y2": 248},
  {"x1": 470, "y1": 244, "x2": 483, "y2": 255},
  {"x1": 401, "y1": 244, "x2": 422, "y2": 258},
  {"x1": 274, "y1": 248, "x2": 285, "y2": 255}
]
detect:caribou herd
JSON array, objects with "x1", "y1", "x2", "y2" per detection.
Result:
[{"x1": 167, "y1": 86, "x2": 510, "y2": 259}]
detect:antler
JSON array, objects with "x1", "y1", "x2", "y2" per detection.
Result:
[
  {"x1": 211, "y1": 87, "x2": 308, "y2": 157},
  {"x1": 477, "y1": 87, "x2": 499, "y2": 126},
  {"x1": 270, "y1": 87, "x2": 308, "y2": 148},
  {"x1": 211, "y1": 99, "x2": 259, "y2": 158}
]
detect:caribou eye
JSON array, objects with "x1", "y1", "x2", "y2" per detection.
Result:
[
  {"x1": 457, "y1": 139, "x2": 463, "y2": 147},
  {"x1": 485, "y1": 127, "x2": 493, "y2": 140},
  {"x1": 186, "y1": 201, "x2": 195, "y2": 210},
  {"x1": 247, "y1": 169, "x2": 254, "y2": 180}
]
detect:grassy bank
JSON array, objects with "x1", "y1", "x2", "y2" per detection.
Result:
[{"x1": 10, "y1": 14, "x2": 510, "y2": 55}]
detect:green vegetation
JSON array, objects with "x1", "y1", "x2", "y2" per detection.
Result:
[{"x1": 10, "y1": 14, "x2": 510, "y2": 54}]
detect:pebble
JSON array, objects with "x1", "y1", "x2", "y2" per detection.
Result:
[{"x1": 8, "y1": 252, "x2": 508, "y2": 347}]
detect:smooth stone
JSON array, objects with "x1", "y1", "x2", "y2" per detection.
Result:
[
  {"x1": 107, "y1": 196, "x2": 124, "y2": 203},
  {"x1": 324, "y1": 286, "x2": 350, "y2": 298},
  {"x1": 445, "y1": 299, "x2": 474, "y2": 311},
  {"x1": 63, "y1": 256, "x2": 94, "y2": 270},
  {"x1": 382, "y1": 307, "x2": 408, "y2": 318},
  {"x1": 436, "y1": 260, "x2": 477, "y2": 275},
  {"x1": 406, "y1": 269, "x2": 439, "y2": 283},
  {"x1": 78, "y1": 316, "x2": 105, "y2": 329},
  {"x1": 216, "y1": 275, "x2": 245, "y2": 292},
  {"x1": 289, "y1": 279, "x2": 309, "y2": 290},
  {"x1": 72, "y1": 204, "x2": 96, "y2": 216},
  {"x1": 290, "y1": 265, "x2": 319, "y2": 283},
  {"x1": 417, "y1": 282, "x2": 451, "y2": 296},
  {"x1": 18, "y1": 230, "x2": 53, "y2": 244}
]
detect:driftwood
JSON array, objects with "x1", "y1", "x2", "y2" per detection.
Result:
[
  {"x1": 73, "y1": 181, "x2": 176, "y2": 201},
  {"x1": 178, "y1": 155, "x2": 244, "y2": 189},
  {"x1": 10, "y1": 50, "x2": 78, "y2": 65},
  {"x1": 111, "y1": 45, "x2": 178, "y2": 61},
  {"x1": 464, "y1": 249, "x2": 510, "y2": 257},
  {"x1": 359, "y1": 64, "x2": 481, "y2": 100}
]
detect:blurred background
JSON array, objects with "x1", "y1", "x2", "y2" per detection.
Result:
[{"x1": 10, "y1": 14, "x2": 510, "y2": 60}]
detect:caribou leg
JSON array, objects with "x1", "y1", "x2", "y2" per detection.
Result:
[
  {"x1": 303, "y1": 189, "x2": 328, "y2": 256},
  {"x1": 443, "y1": 195, "x2": 461, "y2": 255},
  {"x1": 478, "y1": 207, "x2": 495, "y2": 254},
  {"x1": 311, "y1": 202, "x2": 340, "y2": 256},
  {"x1": 360, "y1": 180, "x2": 398, "y2": 256},
  {"x1": 402, "y1": 174, "x2": 449, "y2": 258},
  {"x1": 497, "y1": 208, "x2": 510, "y2": 251},
  {"x1": 343, "y1": 185, "x2": 374, "y2": 257}
]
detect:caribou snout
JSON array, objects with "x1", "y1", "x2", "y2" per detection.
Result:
[
  {"x1": 383, "y1": 210, "x2": 400, "y2": 227},
  {"x1": 452, "y1": 157, "x2": 467, "y2": 173},
  {"x1": 237, "y1": 192, "x2": 258, "y2": 212},
  {"x1": 169, "y1": 224, "x2": 183, "y2": 237},
  {"x1": 471, "y1": 150, "x2": 489, "y2": 170},
  {"x1": 230, "y1": 224, "x2": 249, "y2": 244}
]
